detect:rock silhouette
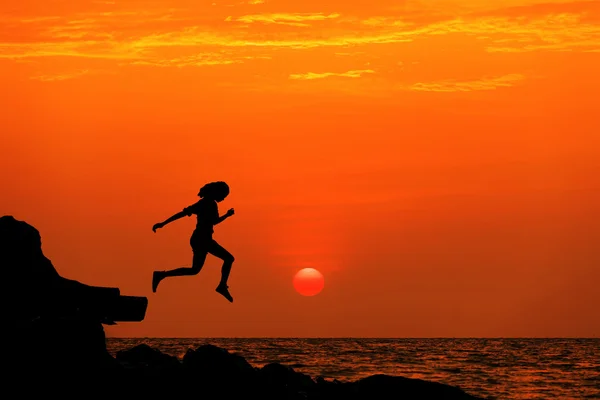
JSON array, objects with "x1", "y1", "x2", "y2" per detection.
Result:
[
  {"x1": 1, "y1": 215, "x2": 147, "y2": 372},
  {"x1": 111, "y1": 343, "x2": 484, "y2": 399},
  {"x1": 2, "y1": 215, "x2": 483, "y2": 399}
]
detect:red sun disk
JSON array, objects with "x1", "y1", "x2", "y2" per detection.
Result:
[{"x1": 293, "y1": 268, "x2": 325, "y2": 296}]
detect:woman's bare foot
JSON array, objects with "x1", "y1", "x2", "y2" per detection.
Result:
[{"x1": 216, "y1": 284, "x2": 233, "y2": 303}]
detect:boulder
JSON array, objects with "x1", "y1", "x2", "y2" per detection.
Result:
[
  {"x1": 116, "y1": 343, "x2": 181, "y2": 370},
  {"x1": 1, "y1": 215, "x2": 147, "y2": 374}
]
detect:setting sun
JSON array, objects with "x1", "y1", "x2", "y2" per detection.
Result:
[{"x1": 293, "y1": 268, "x2": 325, "y2": 296}]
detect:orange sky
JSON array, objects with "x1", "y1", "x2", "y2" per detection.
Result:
[{"x1": 1, "y1": 0, "x2": 599, "y2": 338}]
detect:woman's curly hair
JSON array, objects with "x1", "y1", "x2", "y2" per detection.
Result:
[{"x1": 198, "y1": 181, "x2": 230, "y2": 199}]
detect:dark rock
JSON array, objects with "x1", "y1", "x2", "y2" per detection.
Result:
[
  {"x1": 116, "y1": 343, "x2": 181, "y2": 370},
  {"x1": 259, "y1": 362, "x2": 317, "y2": 400},
  {"x1": 0, "y1": 215, "x2": 148, "y2": 324},
  {"x1": 260, "y1": 362, "x2": 316, "y2": 390},
  {"x1": 10, "y1": 315, "x2": 116, "y2": 371},
  {"x1": 349, "y1": 374, "x2": 482, "y2": 399},
  {"x1": 1, "y1": 215, "x2": 147, "y2": 376},
  {"x1": 182, "y1": 344, "x2": 258, "y2": 382}
]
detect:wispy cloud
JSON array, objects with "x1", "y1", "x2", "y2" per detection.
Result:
[
  {"x1": 406, "y1": 74, "x2": 526, "y2": 92},
  {"x1": 30, "y1": 69, "x2": 91, "y2": 81},
  {"x1": 19, "y1": 16, "x2": 62, "y2": 23},
  {"x1": 356, "y1": 11, "x2": 600, "y2": 52},
  {"x1": 0, "y1": 41, "x2": 144, "y2": 60},
  {"x1": 122, "y1": 27, "x2": 416, "y2": 52},
  {"x1": 2, "y1": 2, "x2": 598, "y2": 62},
  {"x1": 289, "y1": 69, "x2": 375, "y2": 80},
  {"x1": 1, "y1": 0, "x2": 598, "y2": 85},
  {"x1": 225, "y1": 12, "x2": 340, "y2": 27},
  {"x1": 334, "y1": 51, "x2": 366, "y2": 56},
  {"x1": 127, "y1": 52, "x2": 270, "y2": 67}
]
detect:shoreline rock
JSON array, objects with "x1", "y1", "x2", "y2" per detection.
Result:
[{"x1": 109, "y1": 343, "x2": 484, "y2": 399}]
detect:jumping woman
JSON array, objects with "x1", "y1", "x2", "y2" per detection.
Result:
[{"x1": 151, "y1": 181, "x2": 235, "y2": 303}]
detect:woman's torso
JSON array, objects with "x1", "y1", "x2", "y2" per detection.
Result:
[{"x1": 186, "y1": 198, "x2": 218, "y2": 236}]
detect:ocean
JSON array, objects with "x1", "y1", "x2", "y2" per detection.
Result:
[{"x1": 106, "y1": 338, "x2": 599, "y2": 399}]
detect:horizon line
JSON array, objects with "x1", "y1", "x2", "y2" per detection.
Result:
[{"x1": 106, "y1": 336, "x2": 600, "y2": 339}]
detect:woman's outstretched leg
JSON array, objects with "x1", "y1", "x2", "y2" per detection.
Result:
[
  {"x1": 207, "y1": 240, "x2": 235, "y2": 302},
  {"x1": 152, "y1": 250, "x2": 208, "y2": 293}
]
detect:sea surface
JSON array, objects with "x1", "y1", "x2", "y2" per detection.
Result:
[{"x1": 106, "y1": 338, "x2": 599, "y2": 400}]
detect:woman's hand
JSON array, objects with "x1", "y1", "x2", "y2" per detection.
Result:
[
  {"x1": 152, "y1": 222, "x2": 164, "y2": 233},
  {"x1": 226, "y1": 208, "x2": 235, "y2": 217}
]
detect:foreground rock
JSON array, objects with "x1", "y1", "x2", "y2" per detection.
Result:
[
  {"x1": 109, "y1": 343, "x2": 484, "y2": 399},
  {"x1": 9, "y1": 341, "x2": 485, "y2": 399},
  {"x1": 1, "y1": 215, "x2": 147, "y2": 372}
]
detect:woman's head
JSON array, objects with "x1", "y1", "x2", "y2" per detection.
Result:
[{"x1": 198, "y1": 181, "x2": 230, "y2": 202}]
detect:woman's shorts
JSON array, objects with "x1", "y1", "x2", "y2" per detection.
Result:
[{"x1": 190, "y1": 230, "x2": 213, "y2": 253}]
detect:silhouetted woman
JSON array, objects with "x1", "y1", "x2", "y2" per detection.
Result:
[{"x1": 151, "y1": 181, "x2": 235, "y2": 302}]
